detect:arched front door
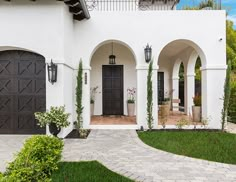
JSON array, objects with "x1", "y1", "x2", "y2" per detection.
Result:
[{"x1": 0, "y1": 50, "x2": 46, "y2": 134}]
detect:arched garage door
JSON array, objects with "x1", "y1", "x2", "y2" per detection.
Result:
[{"x1": 0, "y1": 50, "x2": 46, "y2": 134}]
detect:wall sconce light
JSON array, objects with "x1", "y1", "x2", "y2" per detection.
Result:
[
  {"x1": 47, "y1": 60, "x2": 57, "y2": 84},
  {"x1": 144, "y1": 44, "x2": 152, "y2": 63}
]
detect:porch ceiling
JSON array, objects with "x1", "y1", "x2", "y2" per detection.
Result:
[{"x1": 160, "y1": 42, "x2": 190, "y2": 59}]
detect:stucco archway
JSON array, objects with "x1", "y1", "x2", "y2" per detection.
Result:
[
  {"x1": 157, "y1": 39, "x2": 207, "y2": 125},
  {"x1": 89, "y1": 39, "x2": 137, "y2": 66},
  {"x1": 89, "y1": 40, "x2": 137, "y2": 126}
]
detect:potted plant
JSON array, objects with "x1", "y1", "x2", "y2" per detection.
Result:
[
  {"x1": 35, "y1": 106, "x2": 70, "y2": 137},
  {"x1": 161, "y1": 97, "x2": 171, "y2": 117},
  {"x1": 192, "y1": 94, "x2": 201, "y2": 122},
  {"x1": 90, "y1": 86, "x2": 99, "y2": 116},
  {"x1": 162, "y1": 97, "x2": 170, "y2": 106},
  {"x1": 127, "y1": 87, "x2": 136, "y2": 116},
  {"x1": 162, "y1": 90, "x2": 174, "y2": 111}
]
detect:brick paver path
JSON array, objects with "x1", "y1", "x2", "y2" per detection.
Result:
[
  {"x1": 227, "y1": 122, "x2": 236, "y2": 134},
  {"x1": 63, "y1": 130, "x2": 236, "y2": 182},
  {"x1": 0, "y1": 135, "x2": 30, "y2": 172}
]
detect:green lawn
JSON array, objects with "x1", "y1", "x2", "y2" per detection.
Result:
[
  {"x1": 138, "y1": 131, "x2": 236, "y2": 164},
  {"x1": 51, "y1": 161, "x2": 133, "y2": 182}
]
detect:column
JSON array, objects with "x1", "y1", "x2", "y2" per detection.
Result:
[
  {"x1": 82, "y1": 67, "x2": 91, "y2": 129},
  {"x1": 136, "y1": 65, "x2": 158, "y2": 129},
  {"x1": 172, "y1": 77, "x2": 179, "y2": 111},
  {"x1": 201, "y1": 66, "x2": 226, "y2": 129},
  {"x1": 185, "y1": 74, "x2": 195, "y2": 115}
]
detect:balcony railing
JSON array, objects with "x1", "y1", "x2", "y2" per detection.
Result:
[{"x1": 85, "y1": 0, "x2": 222, "y2": 11}]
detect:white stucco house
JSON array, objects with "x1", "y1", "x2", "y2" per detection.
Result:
[{"x1": 0, "y1": 0, "x2": 226, "y2": 137}]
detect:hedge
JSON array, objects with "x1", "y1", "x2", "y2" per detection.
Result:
[{"x1": 2, "y1": 135, "x2": 63, "y2": 182}]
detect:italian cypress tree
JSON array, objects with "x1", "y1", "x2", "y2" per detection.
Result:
[
  {"x1": 221, "y1": 59, "x2": 232, "y2": 131},
  {"x1": 147, "y1": 61, "x2": 154, "y2": 130},
  {"x1": 76, "y1": 59, "x2": 83, "y2": 129}
]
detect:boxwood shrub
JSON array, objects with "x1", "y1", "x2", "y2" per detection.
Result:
[{"x1": 4, "y1": 135, "x2": 63, "y2": 182}]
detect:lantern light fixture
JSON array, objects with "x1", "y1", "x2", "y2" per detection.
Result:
[
  {"x1": 47, "y1": 60, "x2": 58, "y2": 84},
  {"x1": 144, "y1": 44, "x2": 152, "y2": 63},
  {"x1": 109, "y1": 42, "x2": 116, "y2": 65}
]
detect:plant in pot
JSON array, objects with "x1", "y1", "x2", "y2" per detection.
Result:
[
  {"x1": 162, "y1": 97, "x2": 170, "y2": 106},
  {"x1": 35, "y1": 106, "x2": 70, "y2": 137},
  {"x1": 160, "y1": 97, "x2": 171, "y2": 117},
  {"x1": 162, "y1": 89, "x2": 174, "y2": 111},
  {"x1": 127, "y1": 87, "x2": 136, "y2": 116},
  {"x1": 192, "y1": 94, "x2": 201, "y2": 122},
  {"x1": 90, "y1": 86, "x2": 99, "y2": 116}
]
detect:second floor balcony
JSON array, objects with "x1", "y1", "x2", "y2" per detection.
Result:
[{"x1": 85, "y1": 0, "x2": 222, "y2": 11}]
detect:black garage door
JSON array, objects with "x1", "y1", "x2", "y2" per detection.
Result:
[{"x1": 0, "y1": 50, "x2": 46, "y2": 134}]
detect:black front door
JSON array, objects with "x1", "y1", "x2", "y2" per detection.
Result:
[
  {"x1": 0, "y1": 50, "x2": 46, "y2": 134},
  {"x1": 102, "y1": 65, "x2": 123, "y2": 115}
]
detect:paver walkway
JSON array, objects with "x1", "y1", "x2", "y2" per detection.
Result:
[
  {"x1": 227, "y1": 122, "x2": 236, "y2": 134},
  {"x1": 1, "y1": 130, "x2": 236, "y2": 182},
  {"x1": 63, "y1": 130, "x2": 236, "y2": 182},
  {"x1": 0, "y1": 135, "x2": 30, "y2": 172}
]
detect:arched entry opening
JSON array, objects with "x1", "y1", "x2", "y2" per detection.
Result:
[
  {"x1": 179, "y1": 62, "x2": 185, "y2": 111},
  {"x1": 194, "y1": 57, "x2": 202, "y2": 96},
  {"x1": 157, "y1": 39, "x2": 206, "y2": 126},
  {"x1": 89, "y1": 40, "x2": 137, "y2": 125},
  {"x1": 0, "y1": 49, "x2": 46, "y2": 134}
]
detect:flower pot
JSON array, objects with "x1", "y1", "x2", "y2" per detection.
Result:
[
  {"x1": 90, "y1": 103, "x2": 94, "y2": 116},
  {"x1": 127, "y1": 103, "x2": 135, "y2": 116},
  {"x1": 162, "y1": 101, "x2": 171, "y2": 111},
  {"x1": 192, "y1": 106, "x2": 201, "y2": 122},
  {"x1": 49, "y1": 123, "x2": 61, "y2": 137},
  {"x1": 160, "y1": 104, "x2": 170, "y2": 118}
]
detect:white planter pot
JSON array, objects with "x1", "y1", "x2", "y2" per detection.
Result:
[
  {"x1": 192, "y1": 106, "x2": 201, "y2": 122},
  {"x1": 127, "y1": 103, "x2": 135, "y2": 116},
  {"x1": 90, "y1": 103, "x2": 94, "y2": 116}
]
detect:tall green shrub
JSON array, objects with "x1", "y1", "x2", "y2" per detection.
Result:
[
  {"x1": 221, "y1": 60, "x2": 232, "y2": 131},
  {"x1": 76, "y1": 59, "x2": 83, "y2": 129},
  {"x1": 228, "y1": 82, "x2": 236, "y2": 123},
  {"x1": 4, "y1": 135, "x2": 63, "y2": 182},
  {"x1": 147, "y1": 61, "x2": 154, "y2": 130}
]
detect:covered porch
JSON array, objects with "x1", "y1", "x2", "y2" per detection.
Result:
[
  {"x1": 157, "y1": 40, "x2": 204, "y2": 126},
  {"x1": 89, "y1": 40, "x2": 138, "y2": 127}
]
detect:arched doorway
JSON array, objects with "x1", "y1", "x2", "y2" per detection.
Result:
[
  {"x1": 89, "y1": 40, "x2": 137, "y2": 125},
  {"x1": 179, "y1": 62, "x2": 185, "y2": 111},
  {"x1": 157, "y1": 39, "x2": 206, "y2": 126},
  {"x1": 0, "y1": 50, "x2": 46, "y2": 134},
  {"x1": 194, "y1": 57, "x2": 202, "y2": 96}
]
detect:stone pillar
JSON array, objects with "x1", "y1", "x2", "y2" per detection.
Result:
[
  {"x1": 185, "y1": 74, "x2": 195, "y2": 115},
  {"x1": 172, "y1": 77, "x2": 179, "y2": 111}
]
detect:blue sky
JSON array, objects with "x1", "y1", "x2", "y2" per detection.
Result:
[{"x1": 177, "y1": 0, "x2": 236, "y2": 29}]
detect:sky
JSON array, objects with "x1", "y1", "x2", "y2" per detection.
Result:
[{"x1": 177, "y1": 0, "x2": 236, "y2": 29}]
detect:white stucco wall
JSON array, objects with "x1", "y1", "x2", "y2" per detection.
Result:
[
  {"x1": 0, "y1": 0, "x2": 227, "y2": 134},
  {"x1": 158, "y1": 54, "x2": 173, "y2": 98},
  {"x1": 91, "y1": 43, "x2": 137, "y2": 116}
]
